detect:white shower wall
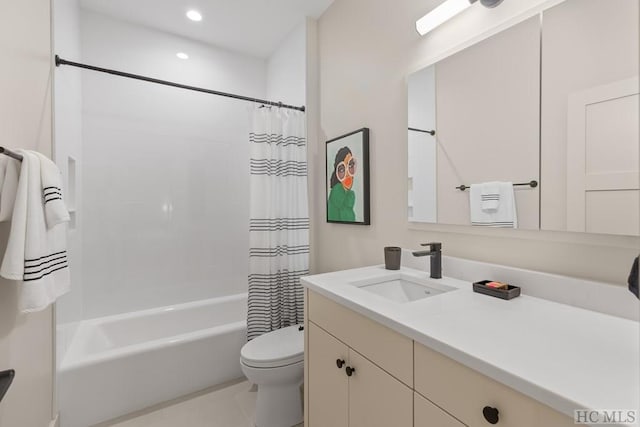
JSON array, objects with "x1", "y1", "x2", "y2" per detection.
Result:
[
  {"x1": 79, "y1": 10, "x2": 267, "y2": 318},
  {"x1": 54, "y1": 0, "x2": 84, "y2": 325}
]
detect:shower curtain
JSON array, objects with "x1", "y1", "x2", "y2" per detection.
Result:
[{"x1": 247, "y1": 106, "x2": 309, "y2": 340}]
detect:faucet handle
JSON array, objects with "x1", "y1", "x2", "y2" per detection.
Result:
[{"x1": 420, "y1": 242, "x2": 442, "y2": 251}]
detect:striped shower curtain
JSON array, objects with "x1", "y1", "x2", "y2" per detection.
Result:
[{"x1": 247, "y1": 106, "x2": 309, "y2": 340}]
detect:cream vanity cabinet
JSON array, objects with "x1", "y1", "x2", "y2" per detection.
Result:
[
  {"x1": 415, "y1": 343, "x2": 575, "y2": 427},
  {"x1": 307, "y1": 291, "x2": 414, "y2": 427},
  {"x1": 305, "y1": 290, "x2": 575, "y2": 427}
]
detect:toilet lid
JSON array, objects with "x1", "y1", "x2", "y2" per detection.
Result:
[{"x1": 241, "y1": 325, "x2": 304, "y2": 368}]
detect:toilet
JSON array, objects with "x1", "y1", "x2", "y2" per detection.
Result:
[{"x1": 240, "y1": 325, "x2": 304, "y2": 427}]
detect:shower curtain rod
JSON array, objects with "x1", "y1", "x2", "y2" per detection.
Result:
[{"x1": 55, "y1": 55, "x2": 306, "y2": 112}]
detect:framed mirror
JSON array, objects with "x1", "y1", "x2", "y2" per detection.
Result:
[{"x1": 407, "y1": 0, "x2": 639, "y2": 236}]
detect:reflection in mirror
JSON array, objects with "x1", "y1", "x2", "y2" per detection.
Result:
[
  {"x1": 407, "y1": 16, "x2": 540, "y2": 229},
  {"x1": 541, "y1": 0, "x2": 639, "y2": 236},
  {"x1": 407, "y1": 0, "x2": 639, "y2": 236},
  {"x1": 408, "y1": 66, "x2": 436, "y2": 223}
]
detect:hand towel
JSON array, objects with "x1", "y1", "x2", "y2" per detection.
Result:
[
  {"x1": 0, "y1": 156, "x2": 20, "y2": 222},
  {"x1": 34, "y1": 152, "x2": 70, "y2": 228},
  {"x1": 0, "y1": 150, "x2": 70, "y2": 312},
  {"x1": 470, "y1": 182, "x2": 518, "y2": 228},
  {"x1": 479, "y1": 181, "x2": 500, "y2": 211}
]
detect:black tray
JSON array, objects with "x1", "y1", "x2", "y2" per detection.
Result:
[{"x1": 473, "y1": 280, "x2": 521, "y2": 300}]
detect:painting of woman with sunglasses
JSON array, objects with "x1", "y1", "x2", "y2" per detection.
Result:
[
  {"x1": 326, "y1": 128, "x2": 370, "y2": 225},
  {"x1": 328, "y1": 147, "x2": 357, "y2": 221}
]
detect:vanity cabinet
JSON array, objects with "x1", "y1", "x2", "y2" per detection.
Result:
[
  {"x1": 306, "y1": 289, "x2": 576, "y2": 427},
  {"x1": 414, "y1": 341, "x2": 575, "y2": 427},
  {"x1": 307, "y1": 322, "x2": 348, "y2": 427},
  {"x1": 307, "y1": 322, "x2": 412, "y2": 427},
  {"x1": 414, "y1": 392, "x2": 465, "y2": 427},
  {"x1": 308, "y1": 290, "x2": 413, "y2": 386}
]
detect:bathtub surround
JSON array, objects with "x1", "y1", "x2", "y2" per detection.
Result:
[
  {"x1": 248, "y1": 107, "x2": 309, "y2": 340},
  {"x1": 52, "y1": 4, "x2": 311, "y2": 425},
  {"x1": 58, "y1": 294, "x2": 247, "y2": 427},
  {"x1": 53, "y1": 0, "x2": 84, "y2": 327},
  {"x1": 77, "y1": 10, "x2": 263, "y2": 318}
]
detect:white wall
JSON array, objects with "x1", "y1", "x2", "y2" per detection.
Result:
[
  {"x1": 54, "y1": 0, "x2": 84, "y2": 328},
  {"x1": 79, "y1": 10, "x2": 266, "y2": 318},
  {"x1": 0, "y1": 0, "x2": 55, "y2": 426},
  {"x1": 314, "y1": 0, "x2": 639, "y2": 285},
  {"x1": 266, "y1": 23, "x2": 307, "y2": 107}
]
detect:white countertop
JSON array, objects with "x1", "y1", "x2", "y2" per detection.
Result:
[{"x1": 301, "y1": 265, "x2": 640, "y2": 426}]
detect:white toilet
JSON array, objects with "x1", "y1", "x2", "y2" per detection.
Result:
[{"x1": 240, "y1": 325, "x2": 304, "y2": 427}]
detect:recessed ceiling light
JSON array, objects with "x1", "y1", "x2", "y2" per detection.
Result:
[
  {"x1": 186, "y1": 10, "x2": 202, "y2": 21},
  {"x1": 176, "y1": 52, "x2": 189, "y2": 59}
]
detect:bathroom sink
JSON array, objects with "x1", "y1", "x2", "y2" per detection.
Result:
[{"x1": 351, "y1": 273, "x2": 456, "y2": 303}]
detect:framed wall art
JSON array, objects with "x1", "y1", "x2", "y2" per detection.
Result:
[{"x1": 326, "y1": 128, "x2": 370, "y2": 225}]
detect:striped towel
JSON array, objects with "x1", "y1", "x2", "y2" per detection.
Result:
[
  {"x1": 0, "y1": 150, "x2": 70, "y2": 312},
  {"x1": 470, "y1": 182, "x2": 517, "y2": 228},
  {"x1": 480, "y1": 181, "x2": 500, "y2": 211}
]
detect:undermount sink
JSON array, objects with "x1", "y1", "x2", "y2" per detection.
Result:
[{"x1": 351, "y1": 273, "x2": 456, "y2": 303}]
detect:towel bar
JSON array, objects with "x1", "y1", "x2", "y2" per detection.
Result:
[
  {"x1": 456, "y1": 180, "x2": 538, "y2": 191},
  {"x1": 0, "y1": 147, "x2": 23, "y2": 162}
]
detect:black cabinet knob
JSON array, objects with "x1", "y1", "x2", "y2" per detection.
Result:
[
  {"x1": 336, "y1": 359, "x2": 345, "y2": 369},
  {"x1": 482, "y1": 406, "x2": 499, "y2": 424},
  {"x1": 345, "y1": 366, "x2": 356, "y2": 376}
]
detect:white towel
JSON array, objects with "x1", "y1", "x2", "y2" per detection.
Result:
[
  {"x1": 34, "y1": 152, "x2": 70, "y2": 228},
  {"x1": 479, "y1": 181, "x2": 500, "y2": 211},
  {"x1": 0, "y1": 156, "x2": 20, "y2": 222},
  {"x1": 470, "y1": 182, "x2": 518, "y2": 228},
  {"x1": 0, "y1": 150, "x2": 70, "y2": 312}
]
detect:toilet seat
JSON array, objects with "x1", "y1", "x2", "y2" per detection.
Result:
[{"x1": 240, "y1": 325, "x2": 304, "y2": 368}]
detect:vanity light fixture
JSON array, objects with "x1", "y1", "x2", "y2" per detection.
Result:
[
  {"x1": 176, "y1": 52, "x2": 189, "y2": 59},
  {"x1": 186, "y1": 9, "x2": 203, "y2": 22},
  {"x1": 416, "y1": 0, "x2": 504, "y2": 36}
]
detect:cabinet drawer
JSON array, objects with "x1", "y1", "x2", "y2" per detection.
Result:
[
  {"x1": 415, "y1": 343, "x2": 574, "y2": 427},
  {"x1": 308, "y1": 291, "x2": 413, "y2": 387},
  {"x1": 415, "y1": 392, "x2": 466, "y2": 427}
]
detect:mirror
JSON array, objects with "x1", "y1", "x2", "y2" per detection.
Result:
[{"x1": 407, "y1": 0, "x2": 639, "y2": 236}]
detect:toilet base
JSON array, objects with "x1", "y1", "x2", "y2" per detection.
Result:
[{"x1": 255, "y1": 382, "x2": 303, "y2": 427}]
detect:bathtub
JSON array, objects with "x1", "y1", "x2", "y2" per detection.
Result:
[{"x1": 58, "y1": 293, "x2": 247, "y2": 427}]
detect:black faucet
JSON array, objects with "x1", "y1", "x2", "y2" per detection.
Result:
[{"x1": 412, "y1": 242, "x2": 442, "y2": 279}]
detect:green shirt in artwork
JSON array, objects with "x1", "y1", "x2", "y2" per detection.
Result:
[{"x1": 328, "y1": 183, "x2": 356, "y2": 222}]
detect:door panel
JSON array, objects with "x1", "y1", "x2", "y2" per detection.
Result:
[
  {"x1": 308, "y1": 322, "x2": 349, "y2": 427},
  {"x1": 567, "y1": 77, "x2": 639, "y2": 235},
  {"x1": 349, "y1": 349, "x2": 412, "y2": 427},
  {"x1": 415, "y1": 392, "x2": 466, "y2": 427}
]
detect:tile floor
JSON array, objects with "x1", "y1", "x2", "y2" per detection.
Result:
[{"x1": 96, "y1": 380, "x2": 303, "y2": 427}]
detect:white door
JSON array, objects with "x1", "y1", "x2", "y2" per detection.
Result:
[{"x1": 567, "y1": 77, "x2": 639, "y2": 235}]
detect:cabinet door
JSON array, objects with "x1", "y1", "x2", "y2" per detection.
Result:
[
  {"x1": 415, "y1": 392, "x2": 466, "y2": 427},
  {"x1": 308, "y1": 322, "x2": 349, "y2": 427},
  {"x1": 349, "y1": 349, "x2": 413, "y2": 427}
]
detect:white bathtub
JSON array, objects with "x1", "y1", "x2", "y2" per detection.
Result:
[{"x1": 58, "y1": 293, "x2": 247, "y2": 427}]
